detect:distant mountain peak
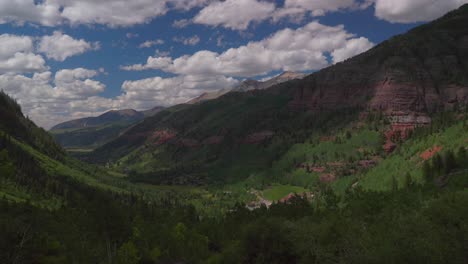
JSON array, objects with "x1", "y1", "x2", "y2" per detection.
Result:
[
  {"x1": 276, "y1": 71, "x2": 305, "y2": 80},
  {"x1": 50, "y1": 106, "x2": 164, "y2": 131},
  {"x1": 233, "y1": 71, "x2": 305, "y2": 93},
  {"x1": 186, "y1": 71, "x2": 306, "y2": 104}
]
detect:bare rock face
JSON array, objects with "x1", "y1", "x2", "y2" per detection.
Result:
[
  {"x1": 382, "y1": 111, "x2": 432, "y2": 154},
  {"x1": 420, "y1": 146, "x2": 443, "y2": 160},
  {"x1": 150, "y1": 129, "x2": 177, "y2": 145}
]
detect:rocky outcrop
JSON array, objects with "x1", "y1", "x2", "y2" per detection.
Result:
[
  {"x1": 420, "y1": 146, "x2": 443, "y2": 160},
  {"x1": 382, "y1": 112, "x2": 432, "y2": 154},
  {"x1": 150, "y1": 129, "x2": 177, "y2": 145}
]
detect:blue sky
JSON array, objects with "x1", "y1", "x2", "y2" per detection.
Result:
[{"x1": 0, "y1": 0, "x2": 466, "y2": 128}]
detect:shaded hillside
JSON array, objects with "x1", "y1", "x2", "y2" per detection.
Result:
[
  {"x1": 0, "y1": 91, "x2": 63, "y2": 159},
  {"x1": 50, "y1": 107, "x2": 164, "y2": 149},
  {"x1": 290, "y1": 5, "x2": 468, "y2": 113}
]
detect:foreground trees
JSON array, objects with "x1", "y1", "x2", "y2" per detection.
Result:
[{"x1": 1, "y1": 169, "x2": 468, "y2": 263}]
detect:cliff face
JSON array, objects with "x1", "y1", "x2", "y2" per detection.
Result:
[{"x1": 290, "y1": 5, "x2": 468, "y2": 115}]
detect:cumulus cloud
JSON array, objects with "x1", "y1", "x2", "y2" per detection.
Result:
[
  {"x1": 0, "y1": 67, "x2": 237, "y2": 128},
  {"x1": 119, "y1": 74, "x2": 238, "y2": 108},
  {"x1": 173, "y1": 35, "x2": 201, "y2": 46},
  {"x1": 373, "y1": 0, "x2": 468, "y2": 23},
  {"x1": 38, "y1": 31, "x2": 100, "y2": 61},
  {"x1": 0, "y1": 0, "x2": 62, "y2": 26},
  {"x1": 0, "y1": 67, "x2": 107, "y2": 128},
  {"x1": 139, "y1": 39, "x2": 165, "y2": 48},
  {"x1": 172, "y1": 19, "x2": 191, "y2": 28},
  {"x1": 331, "y1": 37, "x2": 374, "y2": 63},
  {"x1": 0, "y1": 34, "x2": 48, "y2": 74},
  {"x1": 275, "y1": 0, "x2": 359, "y2": 19},
  {"x1": 54, "y1": 68, "x2": 105, "y2": 99},
  {"x1": 0, "y1": 0, "x2": 466, "y2": 28},
  {"x1": 0, "y1": 0, "x2": 212, "y2": 27},
  {"x1": 194, "y1": 0, "x2": 276, "y2": 30},
  {"x1": 122, "y1": 21, "x2": 374, "y2": 77}
]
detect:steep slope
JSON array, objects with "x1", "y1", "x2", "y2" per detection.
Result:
[
  {"x1": 0, "y1": 91, "x2": 127, "y2": 202},
  {"x1": 91, "y1": 5, "x2": 468, "y2": 185},
  {"x1": 186, "y1": 71, "x2": 305, "y2": 104},
  {"x1": 290, "y1": 6, "x2": 468, "y2": 113},
  {"x1": 50, "y1": 107, "x2": 164, "y2": 149},
  {"x1": 186, "y1": 88, "x2": 232, "y2": 104},
  {"x1": 232, "y1": 71, "x2": 306, "y2": 92},
  {"x1": 0, "y1": 91, "x2": 214, "y2": 263},
  {"x1": 0, "y1": 91, "x2": 64, "y2": 159},
  {"x1": 142, "y1": 106, "x2": 166, "y2": 117}
]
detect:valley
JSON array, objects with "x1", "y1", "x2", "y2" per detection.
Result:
[{"x1": 1, "y1": 4, "x2": 468, "y2": 264}]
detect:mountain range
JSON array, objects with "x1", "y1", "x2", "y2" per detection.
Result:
[
  {"x1": 50, "y1": 106, "x2": 164, "y2": 150},
  {"x1": 1, "y1": 5, "x2": 468, "y2": 263},
  {"x1": 88, "y1": 5, "x2": 468, "y2": 186}
]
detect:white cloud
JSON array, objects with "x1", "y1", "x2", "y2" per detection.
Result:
[
  {"x1": 0, "y1": 0, "x2": 212, "y2": 27},
  {"x1": 0, "y1": 0, "x2": 466, "y2": 28},
  {"x1": 173, "y1": 35, "x2": 201, "y2": 46},
  {"x1": 0, "y1": 67, "x2": 107, "y2": 128},
  {"x1": 0, "y1": 67, "x2": 237, "y2": 128},
  {"x1": 126, "y1": 33, "x2": 139, "y2": 39},
  {"x1": 280, "y1": 0, "x2": 357, "y2": 16},
  {"x1": 168, "y1": 0, "x2": 215, "y2": 10},
  {"x1": 194, "y1": 0, "x2": 276, "y2": 30},
  {"x1": 122, "y1": 21, "x2": 374, "y2": 77},
  {"x1": 120, "y1": 74, "x2": 238, "y2": 108},
  {"x1": 0, "y1": 34, "x2": 33, "y2": 59},
  {"x1": 55, "y1": 0, "x2": 169, "y2": 27},
  {"x1": 172, "y1": 19, "x2": 191, "y2": 28},
  {"x1": 0, "y1": 34, "x2": 48, "y2": 74},
  {"x1": 139, "y1": 39, "x2": 165, "y2": 48},
  {"x1": 38, "y1": 31, "x2": 99, "y2": 61},
  {"x1": 0, "y1": 0, "x2": 62, "y2": 26},
  {"x1": 374, "y1": 0, "x2": 468, "y2": 23},
  {"x1": 54, "y1": 68, "x2": 105, "y2": 99},
  {"x1": 331, "y1": 37, "x2": 374, "y2": 63}
]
